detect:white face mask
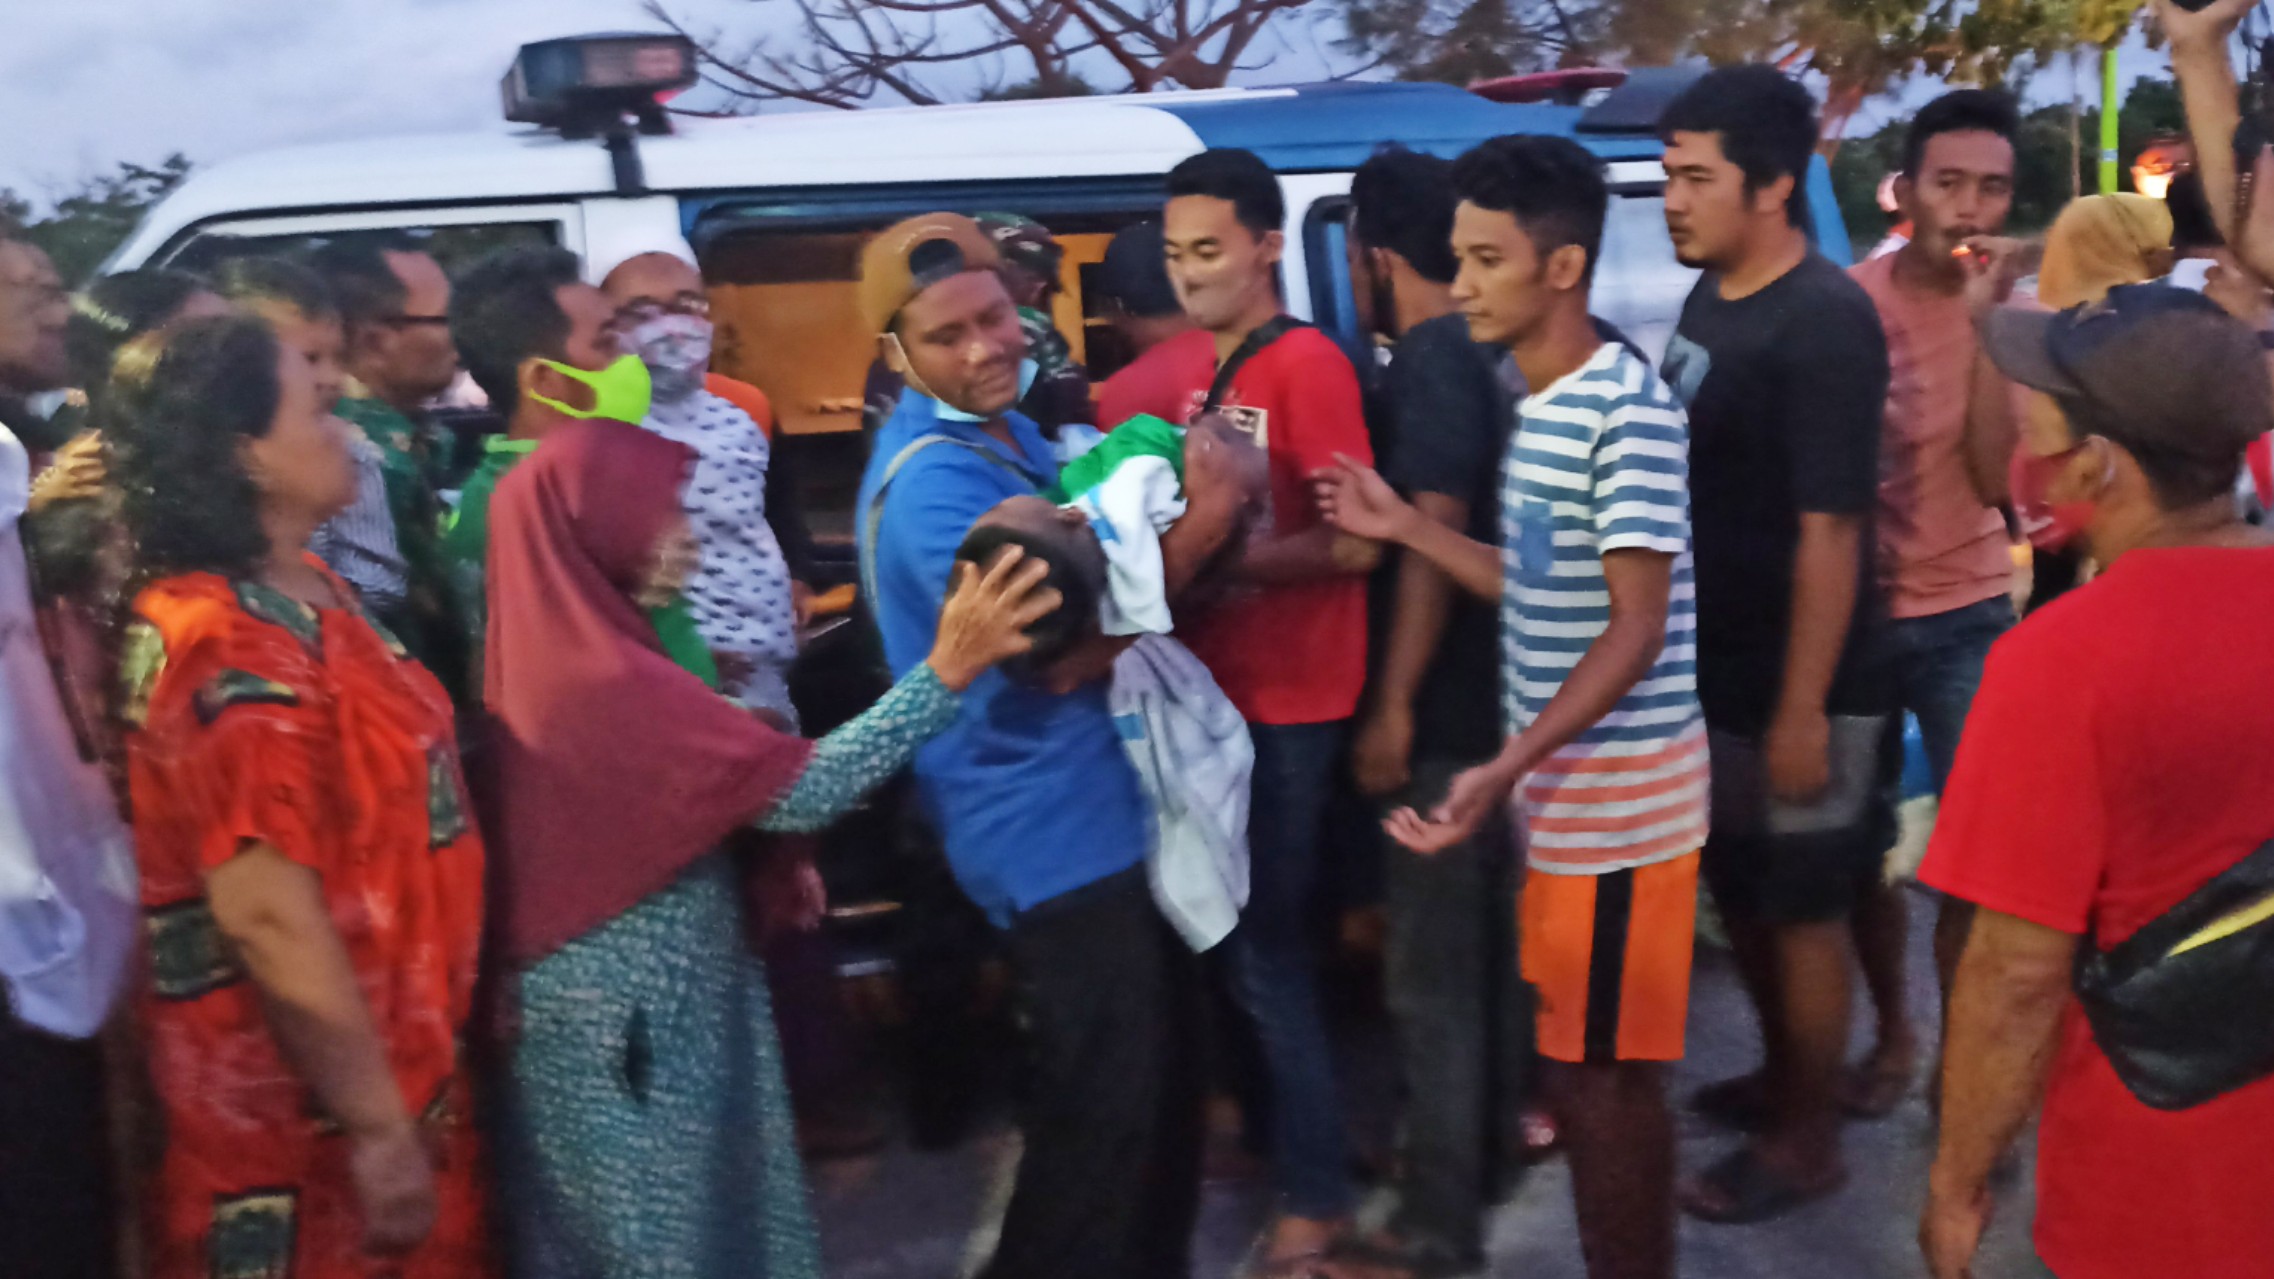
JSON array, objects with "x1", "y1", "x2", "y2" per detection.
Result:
[
  {"x1": 627, "y1": 313, "x2": 714, "y2": 403},
  {"x1": 926, "y1": 357, "x2": 1040, "y2": 423}
]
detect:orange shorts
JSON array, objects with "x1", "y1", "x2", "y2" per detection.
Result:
[{"x1": 1520, "y1": 852, "x2": 1700, "y2": 1064}]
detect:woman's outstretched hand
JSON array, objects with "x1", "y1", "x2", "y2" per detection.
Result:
[{"x1": 926, "y1": 547, "x2": 1060, "y2": 693}]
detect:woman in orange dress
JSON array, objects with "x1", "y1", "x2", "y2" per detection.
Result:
[{"x1": 107, "y1": 313, "x2": 491, "y2": 1278}]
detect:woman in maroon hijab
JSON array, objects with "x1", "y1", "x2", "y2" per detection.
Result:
[{"x1": 482, "y1": 419, "x2": 1050, "y2": 1277}]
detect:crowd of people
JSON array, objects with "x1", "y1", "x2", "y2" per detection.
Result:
[{"x1": 4, "y1": 3, "x2": 2274, "y2": 1277}]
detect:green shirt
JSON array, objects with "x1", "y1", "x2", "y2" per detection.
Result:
[
  {"x1": 1043, "y1": 414, "x2": 1185, "y2": 504},
  {"x1": 336, "y1": 394, "x2": 446, "y2": 559},
  {"x1": 443, "y1": 435, "x2": 716, "y2": 696}
]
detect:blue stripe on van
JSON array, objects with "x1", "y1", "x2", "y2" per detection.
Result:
[{"x1": 1154, "y1": 82, "x2": 1665, "y2": 172}]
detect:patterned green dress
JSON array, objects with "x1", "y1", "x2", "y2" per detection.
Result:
[{"x1": 506, "y1": 665, "x2": 958, "y2": 1279}]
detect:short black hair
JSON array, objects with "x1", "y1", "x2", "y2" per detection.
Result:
[
  {"x1": 108, "y1": 314, "x2": 282, "y2": 580},
  {"x1": 1661, "y1": 65, "x2": 1819, "y2": 228},
  {"x1": 1352, "y1": 145, "x2": 1460, "y2": 284},
  {"x1": 1902, "y1": 88, "x2": 2019, "y2": 177},
  {"x1": 1096, "y1": 221, "x2": 1180, "y2": 318},
  {"x1": 1165, "y1": 148, "x2": 1285, "y2": 238},
  {"x1": 449, "y1": 246, "x2": 581, "y2": 416},
  {"x1": 215, "y1": 256, "x2": 339, "y2": 324},
  {"x1": 1451, "y1": 134, "x2": 1609, "y2": 282},
  {"x1": 66, "y1": 268, "x2": 214, "y2": 399},
  {"x1": 309, "y1": 231, "x2": 428, "y2": 334},
  {"x1": 2168, "y1": 169, "x2": 2224, "y2": 253}
]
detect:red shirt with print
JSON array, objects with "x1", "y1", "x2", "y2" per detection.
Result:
[
  {"x1": 1919, "y1": 546, "x2": 2274, "y2": 1279},
  {"x1": 1141, "y1": 325, "x2": 1371, "y2": 725}
]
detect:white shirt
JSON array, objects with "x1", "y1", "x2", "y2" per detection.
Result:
[
  {"x1": 0, "y1": 425, "x2": 136, "y2": 1038},
  {"x1": 642, "y1": 390, "x2": 800, "y2": 713}
]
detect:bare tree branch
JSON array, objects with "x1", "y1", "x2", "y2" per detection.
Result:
[{"x1": 653, "y1": 0, "x2": 1358, "y2": 105}]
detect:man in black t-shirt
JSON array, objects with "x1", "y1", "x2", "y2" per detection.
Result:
[
  {"x1": 1344, "y1": 145, "x2": 1519, "y2": 1277},
  {"x1": 1657, "y1": 66, "x2": 1894, "y2": 1225}
]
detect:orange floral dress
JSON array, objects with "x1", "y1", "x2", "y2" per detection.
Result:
[{"x1": 122, "y1": 558, "x2": 492, "y2": 1279}]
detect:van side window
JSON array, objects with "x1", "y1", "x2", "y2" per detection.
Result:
[{"x1": 166, "y1": 221, "x2": 559, "y2": 278}]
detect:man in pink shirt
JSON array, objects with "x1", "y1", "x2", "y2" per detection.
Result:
[{"x1": 1845, "y1": 89, "x2": 2023, "y2": 1114}]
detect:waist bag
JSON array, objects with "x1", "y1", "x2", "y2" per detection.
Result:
[{"x1": 2074, "y1": 835, "x2": 2274, "y2": 1110}]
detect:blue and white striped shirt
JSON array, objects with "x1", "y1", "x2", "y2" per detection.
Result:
[{"x1": 1501, "y1": 341, "x2": 1709, "y2": 873}]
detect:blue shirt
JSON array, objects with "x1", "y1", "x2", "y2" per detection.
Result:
[
  {"x1": 1499, "y1": 340, "x2": 1708, "y2": 873},
  {"x1": 856, "y1": 393, "x2": 1148, "y2": 926}
]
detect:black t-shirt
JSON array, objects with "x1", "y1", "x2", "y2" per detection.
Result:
[
  {"x1": 1372, "y1": 312, "x2": 1511, "y2": 762},
  {"x1": 1662, "y1": 254, "x2": 1893, "y2": 738}
]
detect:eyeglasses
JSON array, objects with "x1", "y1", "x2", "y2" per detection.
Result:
[
  {"x1": 616, "y1": 295, "x2": 710, "y2": 324},
  {"x1": 381, "y1": 313, "x2": 452, "y2": 329}
]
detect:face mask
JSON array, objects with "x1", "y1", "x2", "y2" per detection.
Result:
[
  {"x1": 529, "y1": 353, "x2": 652, "y2": 425},
  {"x1": 928, "y1": 358, "x2": 1040, "y2": 424},
  {"x1": 2022, "y1": 442, "x2": 2112, "y2": 551},
  {"x1": 627, "y1": 314, "x2": 714, "y2": 403}
]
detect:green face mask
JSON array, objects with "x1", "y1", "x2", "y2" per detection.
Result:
[{"x1": 529, "y1": 353, "x2": 653, "y2": 424}]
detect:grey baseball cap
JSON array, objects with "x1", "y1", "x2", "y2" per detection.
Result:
[{"x1": 1980, "y1": 284, "x2": 2273, "y2": 461}]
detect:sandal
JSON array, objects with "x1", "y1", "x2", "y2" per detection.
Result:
[
  {"x1": 1841, "y1": 1051, "x2": 1916, "y2": 1120},
  {"x1": 1680, "y1": 1147, "x2": 1849, "y2": 1224},
  {"x1": 1687, "y1": 1072, "x2": 1773, "y2": 1132},
  {"x1": 1337, "y1": 1229, "x2": 1473, "y2": 1279},
  {"x1": 1244, "y1": 1221, "x2": 1355, "y2": 1279},
  {"x1": 1244, "y1": 1245, "x2": 1339, "y2": 1279}
]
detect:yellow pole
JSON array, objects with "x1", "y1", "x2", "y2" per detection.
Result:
[{"x1": 2101, "y1": 44, "x2": 2121, "y2": 194}]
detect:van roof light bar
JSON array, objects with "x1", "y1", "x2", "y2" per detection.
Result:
[{"x1": 502, "y1": 33, "x2": 699, "y2": 193}]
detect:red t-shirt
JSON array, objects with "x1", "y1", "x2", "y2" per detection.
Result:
[
  {"x1": 1142, "y1": 325, "x2": 1371, "y2": 725},
  {"x1": 1920, "y1": 546, "x2": 2274, "y2": 1279},
  {"x1": 1096, "y1": 341, "x2": 1194, "y2": 431}
]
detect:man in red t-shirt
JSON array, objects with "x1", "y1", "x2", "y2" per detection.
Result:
[
  {"x1": 1158, "y1": 148, "x2": 1379, "y2": 1267},
  {"x1": 1920, "y1": 285, "x2": 2274, "y2": 1279},
  {"x1": 1091, "y1": 220, "x2": 1195, "y2": 429}
]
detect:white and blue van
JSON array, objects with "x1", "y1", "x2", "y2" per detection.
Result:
[
  {"x1": 104, "y1": 45, "x2": 1853, "y2": 929},
  {"x1": 110, "y1": 46, "x2": 1850, "y2": 486}
]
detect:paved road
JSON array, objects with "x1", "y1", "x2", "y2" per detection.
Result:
[{"x1": 812, "y1": 890, "x2": 2053, "y2": 1278}]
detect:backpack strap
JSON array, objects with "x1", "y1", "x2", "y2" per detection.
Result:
[
  {"x1": 858, "y1": 433, "x2": 1037, "y2": 608},
  {"x1": 1202, "y1": 316, "x2": 1310, "y2": 415}
]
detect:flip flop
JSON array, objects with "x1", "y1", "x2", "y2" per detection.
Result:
[
  {"x1": 1339, "y1": 1225, "x2": 1483, "y2": 1279},
  {"x1": 1841, "y1": 1053, "x2": 1916, "y2": 1119},
  {"x1": 1680, "y1": 1147, "x2": 1849, "y2": 1225},
  {"x1": 1687, "y1": 1073, "x2": 1772, "y2": 1132},
  {"x1": 1245, "y1": 1247, "x2": 1338, "y2": 1279}
]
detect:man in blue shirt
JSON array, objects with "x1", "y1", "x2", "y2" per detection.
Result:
[{"x1": 853, "y1": 213, "x2": 1202, "y2": 1279}]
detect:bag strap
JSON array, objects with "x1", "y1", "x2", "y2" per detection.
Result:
[
  {"x1": 2087, "y1": 833, "x2": 2274, "y2": 975},
  {"x1": 858, "y1": 432, "x2": 1037, "y2": 608},
  {"x1": 1202, "y1": 316, "x2": 1310, "y2": 415}
]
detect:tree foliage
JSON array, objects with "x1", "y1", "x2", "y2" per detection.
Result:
[
  {"x1": 1341, "y1": 0, "x2": 2152, "y2": 142},
  {"x1": 1334, "y1": 0, "x2": 1594, "y2": 82},
  {"x1": 647, "y1": 0, "x2": 1338, "y2": 108},
  {"x1": 0, "y1": 156, "x2": 193, "y2": 287}
]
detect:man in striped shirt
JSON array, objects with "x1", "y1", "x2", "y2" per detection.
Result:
[{"x1": 1317, "y1": 134, "x2": 1703, "y2": 1279}]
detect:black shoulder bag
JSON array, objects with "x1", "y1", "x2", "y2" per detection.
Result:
[{"x1": 2073, "y1": 835, "x2": 2274, "y2": 1110}]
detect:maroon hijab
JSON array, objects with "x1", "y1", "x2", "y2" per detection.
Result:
[{"x1": 484, "y1": 420, "x2": 813, "y2": 964}]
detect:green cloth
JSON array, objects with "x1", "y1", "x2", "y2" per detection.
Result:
[
  {"x1": 652, "y1": 600, "x2": 720, "y2": 689},
  {"x1": 441, "y1": 436, "x2": 538, "y2": 701},
  {"x1": 1043, "y1": 414, "x2": 1185, "y2": 504},
  {"x1": 506, "y1": 856, "x2": 821, "y2": 1279},
  {"x1": 443, "y1": 434, "x2": 714, "y2": 696}
]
